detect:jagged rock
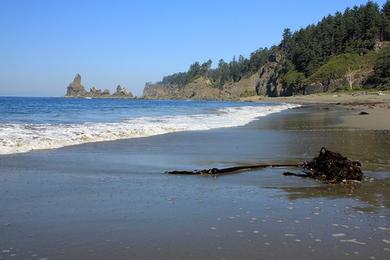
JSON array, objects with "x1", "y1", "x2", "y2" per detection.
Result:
[
  {"x1": 256, "y1": 51, "x2": 286, "y2": 97},
  {"x1": 89, "y1": 86, "x2": 102, "y2": 96},
  {"x1": 113, "y1": 85, "x2": 133, "y2": 97},
  {"x1": 65, "y1": 74, "x2": 136, "y2": 98},
  {"x1": 66, "y1": 74, "x2": 87, "y2": 97},
  {"x1": 102, "y1": 89, "x2": 111, "y2": 96}
]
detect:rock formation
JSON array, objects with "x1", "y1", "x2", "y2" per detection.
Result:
[
  {"x1": 256, "y1": 52, "x2": 286, "y2": 97},
  {"x1": 142, "y1": 49, "x2": 372, "y2": 100},
  {"x1": 143, "y1": 75, "x2": 257, "y2": 100},
  {"x1": 113, "y1": 85, "x2": 133, "y2": 97},
  {"x1": 66, "y1": 74, "x2": 87, "y2": 97},
  {"x1": 89, "y1": 86, "x2": 102, "y2": 96},
  {"x1": 102, "y1": 89, "x2": 111, "y2": 96},
  {"x1": 142, "y1": 52, "x2": 291, "y2": 100},
  {"x1": 65, "y1": 74, "x2": 134, "y2": 98}
]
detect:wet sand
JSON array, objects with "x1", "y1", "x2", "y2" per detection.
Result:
[
  {"x1": 243, "y1": 91, "x2": 390, "y2": 131},
  {"x1": 0, "y1": 106, "x2": 389, "y2": 259}
]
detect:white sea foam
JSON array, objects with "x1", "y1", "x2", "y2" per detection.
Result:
[{"x1": 0, "y1": 103, "x2": 298, "y2": 154}]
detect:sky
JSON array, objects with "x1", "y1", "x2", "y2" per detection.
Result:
[{"x1": 0, "y1": 0, "x2": 387, "y2": 97}]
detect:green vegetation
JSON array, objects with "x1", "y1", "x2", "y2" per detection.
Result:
[
  {"x1": 281, "y1": 1, "x2": 385, "y2": 76},
  {"x1": 366, "y1": 45, "x2": 390, "y2": 88},
  {"x1": 240, "y1": 90, "x2": 257, "y2": 97},
  {"x1": 161, "y1": 48, "x2": 271, "y2": 86},
  {"x1": 159, "y1": 1, "x2": 390, "y2": 93},
  {"x1": 308, "y1": 52, "x2": 375, "y2": 85},
  {"x1": 282, "y1": 69, "x2": 306, "y2": 91}
]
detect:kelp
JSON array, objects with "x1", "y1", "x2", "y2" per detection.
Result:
[
  {"x1": 167, "y1": 147, "x2": 363, "y2": 183},
  {"x1": 299, "y1": 147, "x2": 363, "y2": 183}
]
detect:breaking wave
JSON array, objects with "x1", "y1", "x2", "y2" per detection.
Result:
[{"x1": 0, "y1": 103, "x2": 298, "y2": 154}]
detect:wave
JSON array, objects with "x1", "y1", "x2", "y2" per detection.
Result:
[{"x1": 0, "y1": 103, "x2": 298, "y2": 154}]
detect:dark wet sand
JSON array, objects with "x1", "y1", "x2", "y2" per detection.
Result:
[{"x1": 1, "y1": 106, "x2": 389, "y2": 259}]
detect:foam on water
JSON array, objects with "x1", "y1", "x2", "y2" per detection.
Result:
[{"x1": 0, "y1": 103, "x2": 297, "y2": 154}]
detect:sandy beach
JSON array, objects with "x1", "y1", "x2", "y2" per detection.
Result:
[
  {"x1": 242, "y1": 90, "x2": 390, "y2": 131},
  {"x1": 0, "y1": 97, "x2": 389, "y2": 260}
]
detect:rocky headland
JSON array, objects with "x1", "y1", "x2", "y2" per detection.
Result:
[
  {"x1": 143, "y1": 2, "x2": 390, "y2": 100},
  {"x1": 65, "y1": 74, "x2": 134, "y2": 98},
  {"x1": 142, "y1": 49, "x2": 381, "y2": 100}
]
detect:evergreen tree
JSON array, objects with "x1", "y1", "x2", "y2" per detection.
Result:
[
  {"x1": 382, "y1": 1, "x2": 390, "y2": 40},
  {"x1": 159, "y1": 2, "x2": 386, "y2": 90},
  {"x1": 367, "y1": 46, "x2": 390, "y2": 88}
]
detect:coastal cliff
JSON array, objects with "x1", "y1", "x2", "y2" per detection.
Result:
[
  {"x1": 65, "y1": 74, "x2": 134, "y2": 98},
  {"x1": 143, "y1": 74, "x2": 258, "y2": 100},
  {"x1": 143, "y1": 2, "x2": 390, "y2": 100},
  {"x1": 142, "y1": 49, "x2": 379, "y2": 100}
]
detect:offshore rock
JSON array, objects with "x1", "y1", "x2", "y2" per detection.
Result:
[
  {"x1": 65, "y1": 74, "x2": 134, "y2": 98},
  {"x1": 113, "y1": 85, "x2": 133, "y2": 98},
  {"x1": 66, "y1": 74, "x2": 87, "y2": 97},
  {"x1": 89, "y1": 86, "x2": 102, "y2": 96}
]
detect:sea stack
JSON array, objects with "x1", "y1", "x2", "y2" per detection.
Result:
[
  {"x1": 113, "y1": 85, "x2": 133, "y2": 98},
  {"x1": 66, "y1": 74, "x2": 87, "y2": 97},
  {"x1": 65, "y1": 74, "x2": 134, "y2": 98},
  {"x1": 89, "y1": 86, "x2": 102, "y2": 96}
]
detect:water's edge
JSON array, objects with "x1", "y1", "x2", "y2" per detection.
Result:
[{"x1": 0, "y1": 100, "x2": 299, "y2": 154}]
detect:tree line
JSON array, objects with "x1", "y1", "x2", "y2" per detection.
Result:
[
  {"x1": 161, "y1": 47, "x2": 271, "y2": 87},
  {"x1": 160, "y1": 1, "x2": 390, "y2": 89}
]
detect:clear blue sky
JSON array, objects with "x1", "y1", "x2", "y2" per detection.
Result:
[{"x1": 0, "y1": 0, "x2": 386, "y2": 96}]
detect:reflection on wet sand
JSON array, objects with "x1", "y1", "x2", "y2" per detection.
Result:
[
  {"x1": 251, "y1": 106, "x2": 390, "y2": 170},
  {"x1": 280, "y1": 176, "x2": 390, "y2": 211}
]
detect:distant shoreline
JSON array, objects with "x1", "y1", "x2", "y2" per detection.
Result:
[{"x1": 64, "y1": 95, "x2": 137, "y2": 99}]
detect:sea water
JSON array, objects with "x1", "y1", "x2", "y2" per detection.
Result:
[{"x1": 0, "y1": 97, "x2": 297, "y2": 154}]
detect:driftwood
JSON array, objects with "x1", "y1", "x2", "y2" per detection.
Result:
[
  {"x1": 166, "y1": 147, "x2": 363, "y2": 183},
  {"x1": 167, "y1": 163, "x2": 300, "y2": 176}
]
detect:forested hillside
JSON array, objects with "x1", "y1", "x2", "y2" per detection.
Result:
[{"x1": 144, "y1": 1, "x2": 390, "y2": 99}]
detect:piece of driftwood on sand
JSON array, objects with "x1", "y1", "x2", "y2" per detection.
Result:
[
  {"x1": 167, "y1": 163, "x2": 300, "y2": 176},
  {"x1": 166, "y1": 147, "x2": 363, "y2": 183}
]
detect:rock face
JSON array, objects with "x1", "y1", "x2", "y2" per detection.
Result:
[
  {"x1": 102, "y1": 89, "x2": 111, "y2": 96},
  {"x1": 113, "y1": 85, "x2": 133, "y2": 98},
  {"x1": 143, "y1": 75, "x2": 258, "y2": 100},
  {"x1": 143, "y1": 46, "x2": 376, "y2": 100},
  {"x1": 142, "y1": 52, "x2": 290, "y2": 100},
  {"x1": 65, "y1": 74, "x2": 134, "y2": 98},
  {"x1": 89, "y1": 86, "x2": 103, "y2": 96},
  {"x1": 66, "y1": 74, "x2": 87, "y2": 97},
  {"x1": 256, "y1": 52, "x2": 286, "y2": 97}
]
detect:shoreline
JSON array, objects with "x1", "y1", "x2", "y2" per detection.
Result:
[
  {"x1": 0, "y1": 101, "x2": 297, "y2": 156},
  {"x1": 0, "y1": 93, "x2": 388, "y2": 157},
  {"x1": 242, "y1": 91, "x2": 390, "y2": 131},
  {"x1": 64, "y1": 95, "x2": 136, "y2": 99}
]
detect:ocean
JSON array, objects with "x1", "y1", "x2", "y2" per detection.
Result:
[{"x1": 0, "y1": 97, "x2": 297, "y2": 154}]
